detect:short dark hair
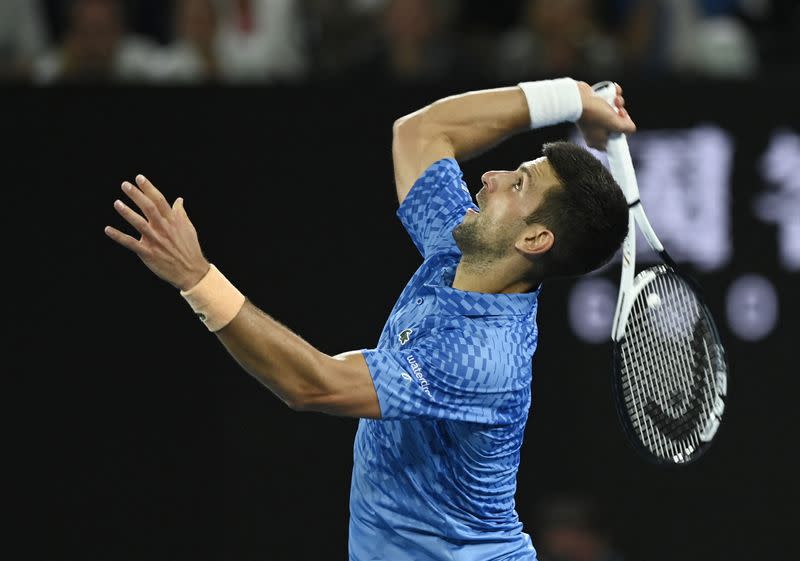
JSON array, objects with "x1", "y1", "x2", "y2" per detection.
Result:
[{"x1": 526, "y1": 141, "x2": 628, "y2": 278}]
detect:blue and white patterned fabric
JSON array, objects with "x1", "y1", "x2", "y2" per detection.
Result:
[{"x1": 349, "y1": 159, "x2": 540, "y2": 561}]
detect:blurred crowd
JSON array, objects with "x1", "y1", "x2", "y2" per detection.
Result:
[{"x1": 0, "y1": 0, "x2": 797, "y2": 85}]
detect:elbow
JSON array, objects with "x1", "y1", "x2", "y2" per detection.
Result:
[
  {"x1": 392, "y1": 113, "x2": 415, "y2": 142},
  {"x1": 283, "y1": 382, "x2": 329, "y2": 413},
  {"x1": 393, "y1": 107, "x2": 424, "y2": 130},
  {"x1": 280, "y1": 355, "x2": 331, "y2": 413},
  {"x1": 285, "y1": 397, "x2": 309, "y2": 412},
  {"x1": 392, "y1": 115, "x2": 408, "y2": 133},
  {"x1": 393, "y1": 110, "x2": 453, "y2": 161},
  {"x1": 283, "y1": 388, "x2": 317, "y2": 413},
  {"x1": 393, "y1": 106, "x2": 435, "y2": 144},
  {"x1": 285, "y1": 391, "x2": 335, "y2": 414}
]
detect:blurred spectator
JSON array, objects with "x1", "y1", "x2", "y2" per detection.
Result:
[
  {"x1": 611, "y1": 0, "x2": 759, "y2": 77},
  {"x1": 304, "y1": 0, "x2": 384, "y2": 77},
  {"x1": 736, "y1": 0, "x2": 798, "y2": 74},
  {"x1": 347, "y1": 0, "x2": 473, "y2": 83},
  {"x1": 493, "y1": 0, "x2": 621, "y2": 82},
  {"x1": 661, "y1": 0, "x2": 758, "y2": 77},
  {"x1": 148, "y1": 0, "x2": 221, "y2": 83},
  {"x1": 0, "y1": 0, "x2": 50, "y2": 81},
  {"x1": 146, "y1": 0, "x2": 308, "y2": 84},
  {"x1": 2, "y1": 0, "x2": 790, "y2": 84},
  {"x1": 454, "y1": 0, "x2": 525, "y2": 77},
  {"x1": 530, "y1": 494, "x2": 626, "y2": 561},
  {"x1": 684, "y1": 15, "x2": 759, "y2": 77},
  {"x1": 32, "y1": 0, "x2": 159, "y2": 84},
  {"x1": 211, "y1": 0, "x2": 308, "y2": 82}
]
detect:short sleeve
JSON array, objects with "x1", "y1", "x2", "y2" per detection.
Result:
[
  {"x1": 361, "y1": 332, "x2": 527, "y2": 424},
  {"x1": 397, "y1": 158, "x2": 478, "y2": 258}
]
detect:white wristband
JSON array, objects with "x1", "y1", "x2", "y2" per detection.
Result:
[{"x1": 518, "y1": 78, "x2": 583, "y2": 129}]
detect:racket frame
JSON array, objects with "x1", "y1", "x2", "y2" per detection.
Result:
[{"x1": 592, "y1": 81, "x2": 728, "y2": 464}]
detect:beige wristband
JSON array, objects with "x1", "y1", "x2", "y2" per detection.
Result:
[{"x1": 180, "y1": 264, "x2": 245, "y2": 332}]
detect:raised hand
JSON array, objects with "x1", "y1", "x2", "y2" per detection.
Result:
[
  {"x1": 105, "y1": 174, "x2": 210, "y2": 291},
  {"x1": 576, "y1": 81, "x2": 637, "y2": 150}
]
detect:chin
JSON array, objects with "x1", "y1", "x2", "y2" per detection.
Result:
[{"x1": 452, "y1": 222, "x2": 482, "y2": 256}]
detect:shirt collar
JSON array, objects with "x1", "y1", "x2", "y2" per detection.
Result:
[{"x1": 425, "y1": 265, "x2": 540, "y2": 317}]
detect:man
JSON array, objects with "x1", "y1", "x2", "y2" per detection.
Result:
[{"x1": 105, "y1": 78, "x2": 636, "y2": 560}]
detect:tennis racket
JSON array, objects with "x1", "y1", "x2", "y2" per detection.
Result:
[{"x1": 592, "y1": 81, "x2": 729, "y2": 465}]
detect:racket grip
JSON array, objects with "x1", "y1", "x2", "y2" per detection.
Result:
[
  {"x1": 592, "y1": 80, "x2": 665, "y2": 254},
  {"x1": 591, "y1": 81, "x2": 641, "y2": 205},
  {"x1": 605, "y1": 134, "x2": 640, "y2": 205}
]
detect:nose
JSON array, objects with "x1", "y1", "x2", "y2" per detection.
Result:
[{"x1": 481, "y1": 171, "x2": 497, "y2": 192}]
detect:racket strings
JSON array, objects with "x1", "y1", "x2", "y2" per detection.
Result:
[
  {"x1": 628, "y1": 280, "x2": 698, "y2": 460},
  {"x1": 631, "y1": 288, "x2": 715, "y2": 459},
  {"x1": 619, "y1": 270, "x2": 723, "y2": 462},
  {"x1": 657, "y1": 275, "x2": 714, "y2": 424}
]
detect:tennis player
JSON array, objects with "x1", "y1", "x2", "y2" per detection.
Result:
[{"x1": 105, "y1": 78, "x2": 636, "y2": 560}]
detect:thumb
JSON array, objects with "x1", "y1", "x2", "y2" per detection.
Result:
[{"x1": 173, "y1": 197, "x2": 192, "y2": 220}]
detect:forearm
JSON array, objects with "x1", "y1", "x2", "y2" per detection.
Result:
[
  {"x1": 400, "y1": 87, "x2": 531, "y2": 161},
  {"x1": 391, "y1": 79, "x2": 588, "y2": 199},
  {"x1": 215, "y1": 301, "x2": 329, "y2": 409},
  {"x1": 175, "y1": 265, "x2": 378, "y2": 417}
]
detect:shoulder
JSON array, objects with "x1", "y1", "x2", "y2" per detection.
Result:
[
  {"x1": 397, "y1": 158, "x2": 475, "y2": 259},
  {"x1": 402, "y1": 157, "x2": 467, "y2": 202}
]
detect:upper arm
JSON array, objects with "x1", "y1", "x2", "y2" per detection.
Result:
[
  {"x1": 298, "y1": 351, "x2": 382, "y2": 419},
  {"x1": 392, "y1": 110, "x2": 455, "y2": 205}
]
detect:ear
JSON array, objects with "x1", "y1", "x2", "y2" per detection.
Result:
[{"x1": 515, "y1": 224, "x2": 554, "y2": 256}]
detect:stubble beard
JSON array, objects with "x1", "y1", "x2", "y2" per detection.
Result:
[{"x1": 453, "y1": 216, "x2": 513, "y2": 271}]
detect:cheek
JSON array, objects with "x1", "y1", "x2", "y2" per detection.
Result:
[
  {"x1": 481, "y1": 213, "x2": 523, "y2": 243},
  {"x1": 488, "y1": 199, "x2": 526, "y2": 225}
]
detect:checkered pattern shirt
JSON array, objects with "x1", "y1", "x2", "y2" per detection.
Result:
[{"x1": 349, "y1": 159, "x2": 540, "y2": 561}]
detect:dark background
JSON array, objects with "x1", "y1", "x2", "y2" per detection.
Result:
[{"x1": 8, "y1": 80, "x2": 797, "y2": 560}]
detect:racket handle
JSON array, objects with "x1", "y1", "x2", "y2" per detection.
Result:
[
  {"x1": 591, "y1": 81, "x2": 665, "y2": 254},
  {"x1": 591, "y1": 81, "x2": 641, "y2": 205}
]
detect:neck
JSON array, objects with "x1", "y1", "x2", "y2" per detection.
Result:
[{"x1": 452, "y1": 255, "x2": 541, "y2": 294}]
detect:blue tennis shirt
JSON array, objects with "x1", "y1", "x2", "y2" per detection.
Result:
[{"x1": 349, "y1": 159, "x2": 540, "y2": 561}]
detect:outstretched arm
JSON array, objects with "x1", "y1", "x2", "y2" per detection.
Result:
[
  {"x1": 392, "y1": 79, "x2": 636, "y2": 204},
  {"x1": 215, "y1": 304, "x2": 380, "y2": 418},
  {"x1": 105, "y1": 175, "x2": 381, "y2": 419}
]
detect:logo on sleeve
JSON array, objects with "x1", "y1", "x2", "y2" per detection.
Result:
[
  {"x1": 406, "y1": 354, "x2": 432, "y2": 398},
  {"x1": 400, "y1": 372, "x2": 414, "y2": 383},
  {"x1": 398, "y1": 328, "x2": 413, "y2": 345}
]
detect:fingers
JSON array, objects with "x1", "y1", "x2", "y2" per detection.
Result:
[
  {"x1": 612, "y1": 84, "x2": 635, "y2": 133},
  {"x1": 104, "y1": 224, "x2": 141, "y2": 253},
  {"x1": 107, "y1": 175, "x2": 187, "y2": 259},
  {"x1": 608, "y1": 90, "x2": 636, "y2": 134},
  {"x1": 618, "y1": 107, "x2": 636, "y2": 134},
  {"x1": 135, "y1": 174, "x2": 172, "y2": 218},
  {"x1": 114, "y1": 198, "x2": 152, "y2": 237},
  {"x1": 122, "y1": 181, "x2": 166, "y2": 226}
]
